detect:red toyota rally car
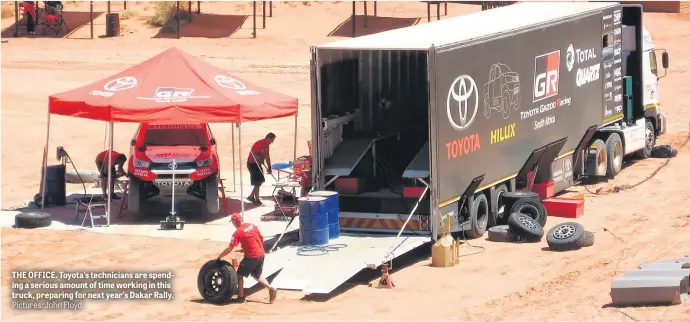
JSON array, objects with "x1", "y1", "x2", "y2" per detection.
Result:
[{"x1": 127, "y1": 123, "x2": 220, "y2": 215}]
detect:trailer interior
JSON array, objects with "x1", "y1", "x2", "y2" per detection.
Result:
[{"x1": 314, "y1": 49, "x2": 432, "y2": 233}]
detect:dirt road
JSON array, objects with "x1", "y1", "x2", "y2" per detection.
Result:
[{"x1": 2, "y1": 2, "x2": 690, "y2": 321}]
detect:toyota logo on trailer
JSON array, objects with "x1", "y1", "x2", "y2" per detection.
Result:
[
  {"x1": 103, "y1": 77, "x2": 138, "y2": 92},
  {"x1": 446, "y1": 75, "x2": 479, "y2": 131}
]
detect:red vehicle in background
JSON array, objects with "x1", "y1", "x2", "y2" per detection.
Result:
[{"x1": 127, "y1": 123, "x2": 220, "y2": 215}]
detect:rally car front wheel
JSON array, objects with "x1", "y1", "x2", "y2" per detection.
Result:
[{"x1": 205, "y1": 177, "x2": 220, "y2": 214}]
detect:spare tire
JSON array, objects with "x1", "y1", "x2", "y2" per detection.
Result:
[
  {"x1": 509, "y1": 198, "x2": 547, "y2": 227},
  {"x1": 502, "y1": 191, "x2": 539, "y2": 212},
  {"x1": 15, "y1": 212, "x2": 52, "y2": 229},
  {"x1": 487, "y1": 225, "x2": 515, "y2": 242},
  {"x1": 507, "y1": 212, "x2": 543, "y2": 241},
  {"x1": 197, "y1": 260, "x2": 238, "y2": 304},
  {"x1": 546, "y1": 222, "x2": 586, "y2": 251}
]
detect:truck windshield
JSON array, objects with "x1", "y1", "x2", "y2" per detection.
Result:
[{"x1": 143, "y1": 129, "x2": 206, "y2": 146}]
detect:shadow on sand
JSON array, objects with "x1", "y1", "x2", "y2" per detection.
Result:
[
  {"x1": 153, "y1": 13, "x2": 248, "y2": 39},
  {"x1": 1, "y1": 11, "x2": 104, "y2": 38}
]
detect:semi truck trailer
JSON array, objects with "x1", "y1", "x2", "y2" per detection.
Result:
[{"x1": 260, "y1": 1, "x2": 670, "y2": 295}]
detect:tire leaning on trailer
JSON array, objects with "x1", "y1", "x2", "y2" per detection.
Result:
[
  {"x1": 14, "y1": 212, "x2": 52, "y2": 228},
  {"x1": 502, "y1": 191, "x2": 539, "y2": 213},
  {"x1": 509, "y1": 198, "x2": 547, "y2": 227}
]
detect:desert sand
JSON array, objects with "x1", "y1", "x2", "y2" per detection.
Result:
[{"x1": 1, "y1": 1, "x2": 690, "y2": 320}]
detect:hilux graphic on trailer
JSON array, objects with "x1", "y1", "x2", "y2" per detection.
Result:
[{"x1": 483, "y1": 63, "x2": 521, "y2": 119}]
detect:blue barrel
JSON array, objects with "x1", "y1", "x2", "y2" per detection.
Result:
[
  {"x1": 309, "y1": 191, "x2": 340, "y2": 240},
  {"x1": 298, "y1": 196, "x2": 329, "y2": 245}
]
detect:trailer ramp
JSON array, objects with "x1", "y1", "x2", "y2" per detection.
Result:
[
  {"x1": 269, "y1": 233, "x2": 431, "y2": 294},
  {"x1": 242, "y1": 246, "x2": 294, "y2": 288}
]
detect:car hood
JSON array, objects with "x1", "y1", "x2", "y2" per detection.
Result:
[{"x1": 145, "y1": 146, "x2": 202, "y2": 163}]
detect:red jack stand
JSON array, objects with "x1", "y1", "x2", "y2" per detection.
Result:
[{"x1": 376, "y1": 264, "x2": 395, "y2": 289}]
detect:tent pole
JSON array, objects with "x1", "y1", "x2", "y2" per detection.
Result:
[
  {"x1": 238, "y1": 124, "x2": 245, "y2": 220},
  {"x1": 231, "y1": 124, "x2": 236, "y2": 192},
  {"x1": 107, "y1": 122, "x2": 114, "y2": 227},
  {"x1": 40, "y1": 111, "x2": 51, "y2": 210},
  {"x1": 293, "y1": 115, "x2": 298, "y2": 162}
]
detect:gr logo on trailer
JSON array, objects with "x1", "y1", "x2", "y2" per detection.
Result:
[{"x1": 533, "y1": 50, "x2": 560, "y2": 102}]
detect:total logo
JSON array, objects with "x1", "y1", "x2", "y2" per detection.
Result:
[
  {"x1": 533, "y1": 50, "x2": 560, "y2": 103},
  {"x1": 565, "y1": 44, "x2": 597, "y2": 72}
]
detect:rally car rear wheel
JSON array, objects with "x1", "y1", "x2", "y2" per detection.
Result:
[{"x1": 205, "y1": 178, "x2": 220, "y2": 214}]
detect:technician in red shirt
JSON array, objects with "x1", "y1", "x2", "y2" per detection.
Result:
[
  {"x1": 95, "y1": 150, "x2": 127, "y2": 200},
  {"x1": 217, "y1": 213, "x2": 277, "y2": 304},
  {"x1": 246, "y1": 132, "x2": 276, "y2": 206}
]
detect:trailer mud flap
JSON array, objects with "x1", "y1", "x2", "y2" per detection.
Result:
[
  {"x1": 444, "y1": 175, "x2": 484, "y2": 231},
  {"x1": 572, "y1": 125, "x2": 598, "y2": 176},
  {"x1": 517, "y1": 139, "x2": 567, "y2": 188}
]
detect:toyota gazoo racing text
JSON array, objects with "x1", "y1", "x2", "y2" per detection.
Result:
[{"x1": 126, "y1": 123, "x2": 221, "y2": 215}]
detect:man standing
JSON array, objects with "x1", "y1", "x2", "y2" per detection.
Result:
[
  {"x1": 95, "y1": 150, "x2": 127, "y2": 200},
  {"x1": 217, "y1": 213, "x2": 278, "y2": 304},
  {"x1": 246, "y1": 133, "x2": 275, "y2": 206}
]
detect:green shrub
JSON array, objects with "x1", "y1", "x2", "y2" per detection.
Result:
[
  {"x1": 146, "y1": 2, "x2": 175, "y2": 27},
  {"x1": 120, "y1": 10, "x2": 135, "y2": 20}
]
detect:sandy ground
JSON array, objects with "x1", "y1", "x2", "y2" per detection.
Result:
[{"x1": 1, "y1": 1, "x2": 690, "y2": 321}]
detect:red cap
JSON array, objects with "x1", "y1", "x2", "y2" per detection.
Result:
[{"x1": 231, "y1": 213, "x2": 242, "y2": 222}]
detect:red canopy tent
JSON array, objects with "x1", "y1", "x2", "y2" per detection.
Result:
[{"x1": 44, "y1": 47, "x2": 299, "y2": 224}]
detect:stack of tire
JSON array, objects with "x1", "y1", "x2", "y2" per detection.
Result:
[
  {"x1": 197, "y1": 260, "x2": 239, "y2": 304},
  {"x1": 488, "y1": 192, "x2": 547, "y2": 243},
  {"x1": 487, "y1": 192, "x2": 595, "y2": 251}
]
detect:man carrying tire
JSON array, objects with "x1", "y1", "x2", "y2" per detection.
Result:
[
  {"x1": 95, "y1": 150, "x2": 127, "y2": 200},
  {"x1": 217, "y1": 213, "x2": 277, "y2": 304},
  {"x1": 246, "y1": 132, "x2": 275, "y2": 206}
]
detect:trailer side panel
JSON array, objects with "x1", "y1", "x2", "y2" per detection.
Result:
[{"x1": 434, "y1": 12, "x2": 609, "y2": 208}]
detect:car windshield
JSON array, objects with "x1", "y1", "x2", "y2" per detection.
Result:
[{"x1": 143, "y1": 129, "x2": 206, "y2": 146}]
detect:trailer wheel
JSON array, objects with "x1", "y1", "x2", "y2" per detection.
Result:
[
  {"x1": 14, "y1": 212, "x2": 52, "y2": 228},
  {"x1": 502, "y1": 191, "x2": 539, "y2": 212},
  {"x1": 605, "y1": 133, "x2": 623, "y2": 178},
  {"x1": 509, "y1": 198, "x2": 547, "y2": 227},
  {"x1": 546, "y1": 222, "x2": 586, "y2": 251},
  {"x1": 507, "y1": 212, "x2": 543, "y2": 241},
  {"x1": 197, "y1": 259, "x2": 238, "y2": 304},
  {"x1": 636, "y1": 120, "x2": 656, "y2": 159},
  {"x1": 490, "y1": 184, "x2": 509, "y2": 226},
  {"x1": 466, "y1": 193, "x2": 489, "y2": 238},
  {"x1": 487, "y1": 225, "x2": 516, "y2": 242}
]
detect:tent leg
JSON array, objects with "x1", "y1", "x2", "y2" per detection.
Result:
[
  {"x1": 293, "y1": 115, "x2": 298, "y2": 162},
  {"x1": 238, "y1": 124, "x2": 245, "y2": 220},
  {"x1": 41, "y1": 112, "x2": 52, "y2": 210},
  {"x1": 231, "y1": 124, "x2": 236, "y2": 192},
  {"x1": 176, "y1": 1, "x2": 181, "y2": 39},
  {"x1": 252, "y1": 1, "x2": 256, "y2": 38},
  {"x1": 107, "y1": 122, "x2": 114, "y2": 227},
  {"x1": 90, "y1": 1, "x2": 94, "y2": 39}
]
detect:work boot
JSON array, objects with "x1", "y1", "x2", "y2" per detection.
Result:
[
  {"x1": 269, "y1": 287, "x2": 277, "y2": 304},
  {"x1": 246, "y1": 195, "x2": 256, "y2": 204},
  {"x1": 230, "y1": 296, "x2": 246, "y2": 304}
]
